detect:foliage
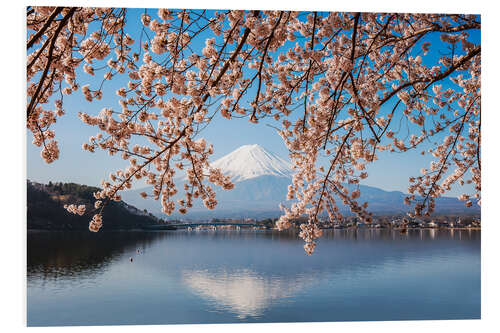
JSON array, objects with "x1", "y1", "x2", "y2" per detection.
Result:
[{"x1": 27, "y1": 181, "x2": 158, "y2": 230}]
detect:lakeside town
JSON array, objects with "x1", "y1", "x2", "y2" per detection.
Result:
[
  {"x1": 27, "y1": 180, "x2": 480, "y2": 233},
  {"x1": 154, "y1": 215, "x2": 481, "y2": 232}
]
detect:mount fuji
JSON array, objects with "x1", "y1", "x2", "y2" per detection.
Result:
[
  {"x1": 209, "y1": 144, "x2": 294, "y2": 182},
  {"x1": 122, "y1": 144, "x2": 479, "y2": 219}
]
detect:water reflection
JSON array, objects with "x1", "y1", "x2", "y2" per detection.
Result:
[
  {"x1": 27, "y1": 229, "x2": 480, "y2": 326},
  {"x1": 28, "y1": 229, "x2": 480, "y2": 283},
  {"x1": 182, "y1": 268, "x2": 315, "y2": 319},
  {"x1": 27, "y1": 231, "x2": 165, "y2": 282},
  {"x1": 177, "y1": 229, "x2": 480, "y2": 319},
  {"x1": 429, "y1": 228, "x2": 436, "y2": 239}
]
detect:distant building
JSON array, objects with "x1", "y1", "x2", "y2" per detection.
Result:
[{"x1": 427, "y1": 221, "x2": 437, "y2": 228}]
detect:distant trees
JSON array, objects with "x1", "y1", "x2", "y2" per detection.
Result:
[
  {"x1": 27, "y1": 7, "x2": 480, "y2": 253},
  {"x1": 27, "y1": 181, "x2": 158, "y2": 230},
  {"x1": 43, "y1": 181, "x2": 99, "y2": 199}
]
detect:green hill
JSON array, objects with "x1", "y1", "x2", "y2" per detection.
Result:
[{"x1": 27, "y1": 180, "x2": 162, "y2": 230}]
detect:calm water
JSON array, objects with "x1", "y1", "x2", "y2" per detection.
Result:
[{"x1": 27, "y1": 229, "x2": 480, "y2": 326}]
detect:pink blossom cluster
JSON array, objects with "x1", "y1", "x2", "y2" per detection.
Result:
[
  {"x1": 27, "y1": 8, "x2": 480, "y2": 252},
  {"x1": 89, "y1": 214, "x2": 103, "y2": 232},
  {"x1": 27, "y1": 7, "x2": 130, "y2": 165},
  {"x1": 63, "y1": 204, "x2": 86, "y2": 216}
]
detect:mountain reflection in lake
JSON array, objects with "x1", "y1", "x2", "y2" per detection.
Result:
[
  {"x1": 27, "y1": 229, "x2": 480, "y2": 326},
  {"x1": 182, "y1": 268, "x2": 317, "y2": 319}
]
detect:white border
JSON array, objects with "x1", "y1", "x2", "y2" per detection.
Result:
[{"x1": 3, "y1": 0, "x2": 499, "y2": 332}]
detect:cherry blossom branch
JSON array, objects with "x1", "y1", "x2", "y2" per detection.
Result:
[
  {"x1": 27, "y1": 7, "x2": 63, "y2": 49},
  {"x1": 379, "y1": 46, "x2": 480, "y2": 108},
  {"x1": 27, "y1": 7, "x2": 76, "y2": 118}
]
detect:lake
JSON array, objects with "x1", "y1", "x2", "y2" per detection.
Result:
[{"x1": 27, "y1": 228, "x2": 481, "y2": 326}]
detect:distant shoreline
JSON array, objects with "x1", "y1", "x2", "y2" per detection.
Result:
[{"x1": 27, "y1": 226, "x2": 481, "y2": 232}]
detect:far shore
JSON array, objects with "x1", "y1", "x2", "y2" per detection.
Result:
[{"x1": 27, "y1": 226, "x2": 481, "y2": 232}]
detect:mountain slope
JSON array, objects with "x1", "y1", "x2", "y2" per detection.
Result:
[
  {"x1": 209, "y1": 144, "x2": 294, "y2": 182},
  {"x1": 27, "y1": 181, "x2": 160, "y2": 230},
  {"x1": 122, "y1": 145, "x2": 479, "y2": 219}
]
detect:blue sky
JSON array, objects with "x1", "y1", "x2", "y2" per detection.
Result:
[{"x1": 27, "y1": 9, "x2": 480, "y2": 197}]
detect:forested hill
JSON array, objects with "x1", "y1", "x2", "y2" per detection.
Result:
[{"x1": 27, "y1": 181, "x2": 160, "y2": 230}]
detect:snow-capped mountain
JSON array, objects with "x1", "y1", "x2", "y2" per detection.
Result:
[
  {"x1": 210, "y1": 144, "x2": 294, "y2": 182},
  {"x1": 122, "y1": 144, "x2": 479, "y2": 219}
]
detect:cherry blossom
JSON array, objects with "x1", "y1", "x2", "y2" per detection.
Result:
[{"x1": 27, "y1": 8, "x2": 480, "y2": 253}]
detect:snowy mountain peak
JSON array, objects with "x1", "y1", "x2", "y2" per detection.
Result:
[{"x1": 211, "y1": 144, "x2": 294, "y2": 182}]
